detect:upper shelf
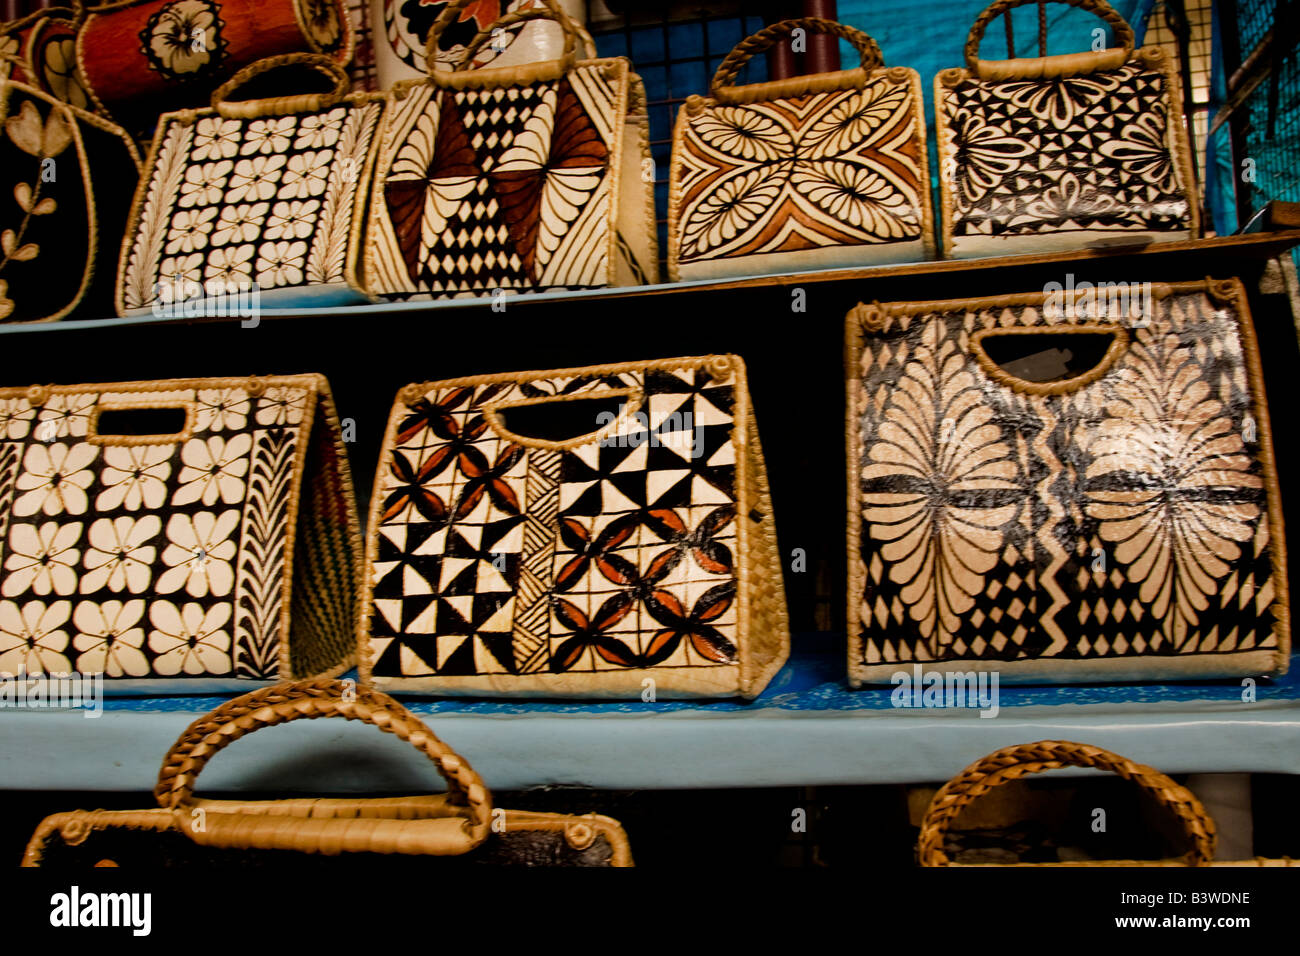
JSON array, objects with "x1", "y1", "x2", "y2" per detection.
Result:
[{"x1": 4, "y1": 231, "x2": 1300, "y2": 336}]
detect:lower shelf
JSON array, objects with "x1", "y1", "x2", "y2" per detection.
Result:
[{"x1": 3, "y1": 638, "x2": 1298, "y2": 792}]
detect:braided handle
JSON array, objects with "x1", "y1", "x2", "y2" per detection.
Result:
[
  {"x1": 428, "y1": 0, "x2": 577, "y2": 74},
  {"x1": 154, "y1": 680, "x2": 492, "y2": 856},
  {"x1": 211, "y1": 54, "x2": 351, "y2": 117},
  {"x1": 457, "y1": 7, "x2": 597, "y2": 68},
  {"x1": 965, "y1": 0, "x2": 1134, "y2": 72},
  {"x1": 918, "y1": 740, "x2": 1217, "y2": 867},
  {"x1": 710, "y1": 18, "x2": 882, "y2": 96}
]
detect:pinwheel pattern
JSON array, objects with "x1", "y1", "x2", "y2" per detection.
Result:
[
  {"x1": 675, "y1": 74, "x2": 927, "y2": 265},
  {"x1": 368, "y1": 363, "x2": 743, "y2": 678}
]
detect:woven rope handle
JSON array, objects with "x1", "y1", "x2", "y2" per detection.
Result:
[
  {"x1": 428, "y1": 0, "x2": 577, "y2": 74},
  {"x1": 211, "y1": 53, "x2": 351, "y2": 116},
  {"x1": 458, "y1": 7, "x2": 597, "y2": 67},
  {"x1": 965, "y1": 0, "x2": 1134, "y2": 72},
  {"x1": 710, "y1": 18, "x2": 882, "y2": 96},
  {"x1": 154, "y1": 680, "x2": 492, "y2": 854},
  {"x1": 918, "y1": 740, "x2": 1217, "y2": 866}
]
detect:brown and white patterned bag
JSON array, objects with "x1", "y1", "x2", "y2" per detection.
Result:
[
  {"x1": 358, "y1": 355, "x2": 788, "y2": 698},
  {"x1": 0, "y1": 375, "x2": 360, "y2": 692},
  {"x1": 846, "y1": 279, "x2": 1288, "y2": 685},
  {"x1": 668, "y1": 17, "x2": 934, "y2": 282}
]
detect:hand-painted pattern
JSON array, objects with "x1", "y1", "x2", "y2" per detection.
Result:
[
  {"x1": 0, "y1": 384, "x2": 312, "y2": 680},
  {"x1": 138, "y1": 0, "x2": 228, "y2": 82},
  {"x1": 853, "y1": 290, "x2": 1278, "y2": 667},
  {"x1": 371, "y1": 63, "x2": 619, "y2": 296},
  {"x1": 121, "y1": 102, "x2": 381, "y2": 310},
  {"x1": 368, "y1": 364, "x2": 740, "y2": 677},
  {"x1": 675, "y1": 75, "x2": 927, "y2": 264},
  {"x1": 938, "y1": 62, "x2": 1193, "y2": 241}
]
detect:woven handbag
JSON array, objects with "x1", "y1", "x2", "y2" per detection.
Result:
[
  {"x1": 0, "y1": 375, "x2": 359, "y2": 691},
  {"x1": 667, "y1": 18, "x2": 934, "y2": 282},
  {"x1": 0, "y1": 7, "x2": 94, "y2": 112},
  {"x1": 846, "y1": 278, "x2": 1288, "y2": 685},
  {"x1": 363, "y1": 0, "x2": 658, "y2": 298},
  {"x1": 919, "y1": 740, "x2": 1297, "y2": 866},
  {"x1": 22, "y1": 679, "x2": 633, "y2": 866},
  {"x1": 358, "y1": 355, "x2": 788, "y2": 698},
  {"x1": 75, "y1": 0, "x2": 353, "y2": 129},
  {"x1": 935, "y1": 0, "x2": 1199, "y2": 259},
  {"x1": 0, "y1": 79, "x2": 140, "y2": 324},
  {"x1": 372, "y1": 0, "x2": 589, "y2": 89},
  {"x1": 117, "y1": 55, "x2": 384, "y2": 316}
]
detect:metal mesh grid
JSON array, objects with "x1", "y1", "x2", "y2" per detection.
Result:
[
  {"x1": 587, "y1": 8, "x2": 771, "y2": 273},
  {"x1": 1144, "y1": 0, "x2": 1214, "y2": 203}
]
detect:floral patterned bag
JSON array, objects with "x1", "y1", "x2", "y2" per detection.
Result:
[
  {"x1": 0, "y1": 78, "x2": 140, "y2": 324},
  {"x1": 935, "y1": 0, "x2": 1199, "y2": 259},
  {"x1": 667, "y1": 18, "x2": 934, "y2": 282},
  {"x1": 363, "y1": 0, "x2": 658, "y2": 298},
  {"x1": 846, "y1": 279, "x2": 1288, "y2": 685},
  {"x1": 117, "y1": 55, "x2": 384, "y2": 316},
  {"x1": 358, "y1": 355, "x2": 788, "y2": 698},
  {"x1": 0, "y1": 375, "x2": 360, "y2": 692}
]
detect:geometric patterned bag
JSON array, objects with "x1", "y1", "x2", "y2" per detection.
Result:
[
  {"x1": 358, "y1": 355, "x2": 788, "y2": 698},
  {"x1": 23, "y1": 680, "x2": 633, "y2": 866},
  {"x1": 117, "y1": 55, "x2": 384, "y2": 316},
  {"x1": 0, "y1": 375, "x2": 359, "y2": 692},
  {"x1": 668, "y1": 18, "x2": 934, "y2": 282},
  {"x1": 935, "y1": 0, "x2": 1199, "y2": 259},
  {"x1": 846, "y1": 278, "x2": 1288, "y2": 686},
  {"x1": 363, "y1": 0, "x2": 659, "y2": 298}
]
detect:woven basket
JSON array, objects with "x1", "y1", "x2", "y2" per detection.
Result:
[
  {"x1": 117, "y1": 54, "x2": 384, "y2": 316},
  {"x1": 357, "y1": 354, "x2": 789, "y2": 698},
  {"x1": 363, "y1": 0, "x2": 658, "y2": 298},
  {"x1": 0, "y1": 374, "x2": 360, "y2": 691},
  {"x1": 0, "y1": 78, "x2": 140, "y2": 324},
  {"x1": 667, "y1": 17, "x2": 934, "y2": 282},
  {"x1": 935, "y1": 0, "x2": 1200, "y2": 258},
  {"x1": 75, "y1": 0, "x2": 353, "y2": 130},
  {"x1": 23, "y1": 679, "x2": 633, "y2": 866},
  {"x1": 846, "y1": 277, "x2": 1288, "y2": 685},
  {"x1": 919, "y1": 740, "x2": 1297, "y2": 866}
]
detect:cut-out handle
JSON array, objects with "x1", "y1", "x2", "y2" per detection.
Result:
[
  {"x1": 88, "y1": 403, "x2": 194, "y2": 445},
  {"x1": 971, "y1": 325, "x2": 1128, "y2": 395},
  {"x1": 484, "y1": 388, "x2": 644, "y2": 450}
]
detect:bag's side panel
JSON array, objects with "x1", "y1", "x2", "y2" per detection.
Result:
[
  {"x1": 286, "y1": 384, "x2": 360, "y2": 679},
  {"x1": 611, "y1": 72, "x2": 658, "y2": 286},
  {"x1": 937, "y1": 55, "x2": 1197, "y2": 260},
  {"x1": 852, "y1": 285, "x2": 1284, "y2": 684},
  {"x1": 306, "y1": 98, "x2": 384, "y2": 291},
  {"x1": 672, "y1": 68, "x2": 930, "y2": 282},
  {"x1": 119, "y1": 118, "x2": 194, "y2": 314}
]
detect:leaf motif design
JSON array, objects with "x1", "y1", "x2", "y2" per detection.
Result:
[
  {"x1": 306, "y1": 103, "x2": 380, "y2": 285},
  {"x1": 41, "y1": 107, "x2": 71, "y2": 158},
  {"x1": 802, "y1": 82, "x2": 910, "y2": 156},
  {"x1": 11, "y1": 243, "x2": 37, "y2": 261},
  {"x1": 124, "y1": 121, "x2": 194, "y2": 310},
  {"x1": 32, "y1": 198, "x2": 55, "y2": 216},
  {"x1": 5, "y1": 100, "x2": 42, "y2": 157},
  {"x1": 13, "y1": 183, "x2": 31, "y2": 213}
]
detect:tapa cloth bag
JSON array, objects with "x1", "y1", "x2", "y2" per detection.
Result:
[
  {"x1": 0, "y1": 375, "x2": 360, "y2": 692},
  {"x1": 935, "y1": 0, "x2": 1199, "y2": 258},
  {"x1": 358, "y1": 355, "x2": 788, "y2": 698},
  {"x1": 117, "y1": 55, "x2": 384, "y2": 316},
  {"x1": 918, "y1": 740, "x2": 1298, "y2": 867},
  {"x1": 24, "y1": 680, "x2": 633, "y2": 866},
  {"x1": 0, "y1": 78, "x2": 140, "y2": 323},
  {"x1": 667, "y1": 17, "x2": 933, "y2": 282},
  {"x1": 75, "y1": 0, "x2": 352, "y2": 129},
  {"x1": 372, "y1": 0, "x2": 588, "y2": 89},
  {"x1": 846, "y1": 278, "x2": 1288, "y2": 685},
  {"x1": 364, "y1": 0, "x2": 658, "y2": 298}
]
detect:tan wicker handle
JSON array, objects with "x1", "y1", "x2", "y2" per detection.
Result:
[
  {"x1": 710, "y1": 17, "x2": 883, "y2": 98},
  {"x1": 154, "y1": 680, "x2": 493, "y2": 856},
  {"x1": 965, "y1": 0, "x2": 1134, "y2": 78},
  {"x1": 211, "y1": 54, "x2": 351, "y2": 118},
  {"x1": 457, "y1": 7, "x2": 597, "y2": 66},
  {"x1": 918, "y1": 740, "x2": 1217, "y2": 866},
  {"x1": 428, "y1": 0, "x2": 578, "y2": 74}
]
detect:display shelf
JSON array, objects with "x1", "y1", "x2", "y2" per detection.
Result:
[
  {"x1": 2, "y1": 231, "x2": 1298, "y2": 335},
  {"x1": 3, "y1": 639, "x2": 1297, "y2": 794}
]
